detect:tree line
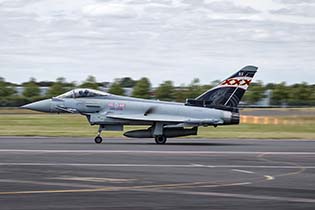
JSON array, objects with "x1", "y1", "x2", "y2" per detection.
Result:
[{"x1": 0, "y1": 76, "x2": 315, "y2": 107}]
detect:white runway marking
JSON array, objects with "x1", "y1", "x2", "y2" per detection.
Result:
[
  {"x1": 0, "y1": 179, "x2": 100, "y2": 188},
  {"x1": 200, "y1": 182, "x2": 252, "y2": 188},
  {"x1": 139, "y1": 189, "x2": 315, "y2": 203},
  {"x1": 0, "y1": 162, "x2": 314, "y2": 169},
  {"x1": 0, "y1": 163, "x2": 196, "y2": 167},
  {"x1": 264, "y1": 175, "x2": 275, "y2": 180},
  {"x1": 232, "y1": 169, "x2": 255, "y2": 174},
  {"x1": 0, "y1": 149, "x2": 315, "y2": 155},
  {"x1": 53, "y1": 176, "x2": 135, "y2": 183}
]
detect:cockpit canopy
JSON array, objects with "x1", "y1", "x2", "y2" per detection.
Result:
[{"x1": 56, "y1": 88, "x2": 109, "y2": 99}]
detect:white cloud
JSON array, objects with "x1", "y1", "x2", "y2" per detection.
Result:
[
  {"x1": 271, "y1": 5, "x2": 315, "y2": 18},
  {"x1": 0, "y1": 0, "x2": 315, "y2": 85},
  {"x1": 82, "y1": 3, "x2": 138, "y2": 18},
  {"x1": 204, "y1": 0, "x2": 260, "y2": 14},
  {"x1": 273, "y1": 0, "x2": 315, "y2": 4}
]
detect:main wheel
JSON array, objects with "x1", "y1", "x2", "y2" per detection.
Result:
[
  {"x1": 155, "y1": 135, "x2": 167, "y2": 144},
  {"x1": 94, "y1": 136, "x2": 103, "y2": 144}
]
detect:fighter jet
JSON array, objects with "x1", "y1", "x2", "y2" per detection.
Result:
[{"x1": 22, "y1": 66, "x2": 258, "y2": 144}]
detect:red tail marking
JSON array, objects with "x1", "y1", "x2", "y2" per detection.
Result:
[{"x1": 221, "y1": 79, "x2": 252, "y2": 86}]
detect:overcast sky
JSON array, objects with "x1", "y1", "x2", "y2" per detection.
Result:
[{"x1": 0, "y1": 0, "x2": 315, "y2": 86}]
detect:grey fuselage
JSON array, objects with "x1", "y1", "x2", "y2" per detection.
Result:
[{"x1": 49, "y1": 94, "x2": 236, "y2": 127}]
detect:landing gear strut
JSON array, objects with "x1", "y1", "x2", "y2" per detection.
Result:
[
  {"x1": 155, "y1": 135, "x2": 167, "y2": 144},
  {"x1": 94, "y1": 126, "x2": 103, "y2": 144}
]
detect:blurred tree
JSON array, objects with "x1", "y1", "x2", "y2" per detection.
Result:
[
  {"x1": 265, "y1": 83, "x2": 276, "y2": 90},
  {"x1": 174, "y1": 86, "x2": 189, "y2": 102},
  {"x1": 119, "y1": 77, "x2": 136, "y2": 88},
  {"x1": 288, "y1": 82, "x2": 314, "y2": 106},
  {"x1": 155, "y1": 80, "x2": 175, "y2": 101},
  {"x1": 310, "y1": 84, "x2": 315, "y2": 102},
  {"x1": 132, "y1": 77, "x2": 151, "y2": 99},
  {"x1": 108, "y1": 81, "x2": 124, "y2": 95},
  {"x1": 36, "y1": 81, "x2": 54, "y2": 87},
  {"x1": 186, "y1": 78, "x2": 204, "y2": 99},
  {"x1": 2, "y1": 74, "x2": 315, "y2": 107},
  {"x1": 243, "y1": 81, "x2": 265, "y2": 104},
  {"x1": 22, "y1": 78, "x2": 40, "y2": 98},
  {"x1": 0, "y1": 77, "x2": 16, "y2": 97},
  {"x1": 47, "y1": 77, "x2": 68, "y2": 97},
  {"x1": 210, "y1": 80, "x2": 221, "y2": 87},
  {"x1": 270, "y1": 82, "x2": 290, "y2": 105},
  {"x1": 80, "y1": 76, "x2": 99, "y2": 89}
]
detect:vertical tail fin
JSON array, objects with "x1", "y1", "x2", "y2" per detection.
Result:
[{"x1": 194, "y1": 65, "x2": 258, "y2": 108}]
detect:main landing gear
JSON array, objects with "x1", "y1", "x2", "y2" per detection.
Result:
[
  {"x1": 154, "y1": 135, "x2": 167, "y2": 144},
  {"x1": 94, "y1": 136, "x2": 102, "y2": 144},
  {"x1": 94, "y1": 126, "x2": 103, "y2": 144}
]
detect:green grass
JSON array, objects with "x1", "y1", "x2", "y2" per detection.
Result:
[
  {"x1": 198, "y1": 123, "x2": 315, "y2": 139},
  {"x1": 0, "y1": 108, "x2": 41, "y2": 114},
  {"x1": 0, "y1": 113, "x2": 315, "y2": 139}
]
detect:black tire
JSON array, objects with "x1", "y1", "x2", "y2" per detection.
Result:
[
  {"x1": 94, "y1": 136, "x2": 103, "y2": 144},
  {"x1": 155, "y1": 136, "x2": 167, "y2": 144}
]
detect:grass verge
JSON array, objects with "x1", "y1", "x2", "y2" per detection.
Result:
[{"x1": 0, "y1": 114, "x2": 314, "y2": 139}]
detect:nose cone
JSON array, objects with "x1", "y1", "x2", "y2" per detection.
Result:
[{"x1": 21, "y1": 99, "x2": 52, "y2": 112}]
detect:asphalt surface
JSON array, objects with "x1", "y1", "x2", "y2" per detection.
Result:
[{"x1": 0, "y1": 137, "x2": 315, "y2": 210}]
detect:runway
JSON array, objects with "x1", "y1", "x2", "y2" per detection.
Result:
[{"x1": 0, "y1": 137, "x2": 315, "y2": 209}]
